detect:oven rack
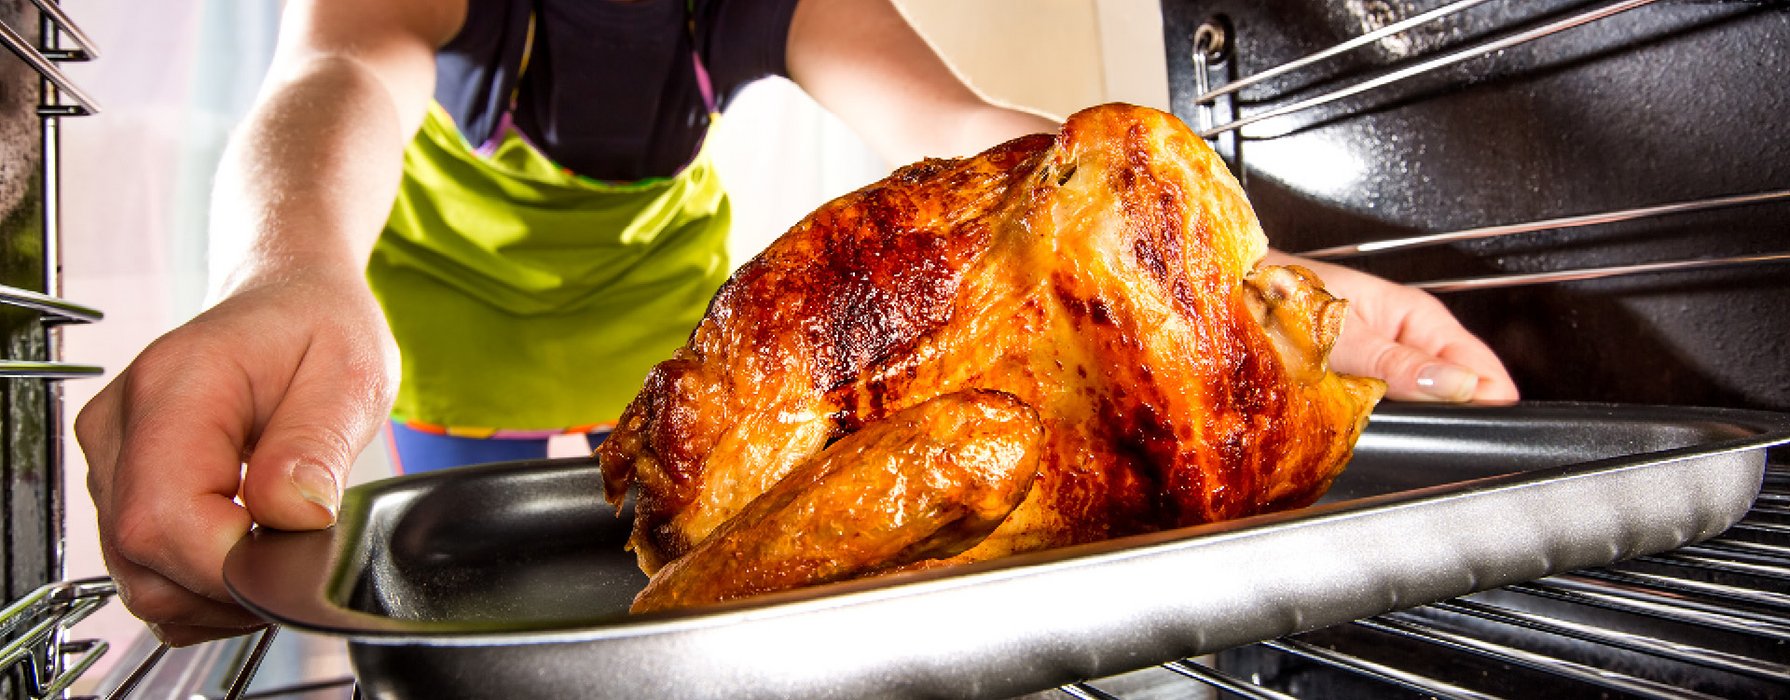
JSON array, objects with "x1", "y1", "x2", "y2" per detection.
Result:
[
  {"x1": 0, "y1": 0, "x2": 97, "y2": 117},
  {"x1": 0, "y1": 2, "x2": 116, "y2": 699},
  {"x1": 0, "y1": 579, "x2": 111, "y2": 699},
  {"x1": 1145, "y1": 0, "x2": 1789, "y2": 695},
  {"x1": 1183, "y1": 0, "x2": 1790, "y2": 297},
  {"x1": 1052, "y1": 465, "x2": 1790, "y2": 699},
  {"x1": 1192, "y1": 0, "x2": 1663, "y2": 140},
  {"x1": 0, "y1": 0, "x2": 104, "y2": 384},
  {"x1": 98, "y1": 626, "x2": 284, "y2": 700},
  {"x1": 1318, "y1": 189, "x2": 1790, "y2": 295}
]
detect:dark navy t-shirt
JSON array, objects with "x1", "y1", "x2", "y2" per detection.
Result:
[{"x1": 435, "y1": 0, "x2": 801, "y2": 181}]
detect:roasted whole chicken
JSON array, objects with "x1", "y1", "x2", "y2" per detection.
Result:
[{"x1": 598, "y1": 104, "x2": 1385, "y2": 613}]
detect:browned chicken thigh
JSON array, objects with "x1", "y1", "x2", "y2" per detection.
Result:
[{"x1": 599, "y1": 104, "x2": 1385, "y2": 613}]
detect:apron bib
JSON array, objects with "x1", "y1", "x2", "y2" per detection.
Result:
[{"x1": 369, "y1": 103, "x2": 730, "y2": 435}]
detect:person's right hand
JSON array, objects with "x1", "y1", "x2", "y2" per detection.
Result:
[{"x1": 76, "y1": 266, "x2": 399, "y2": 646}]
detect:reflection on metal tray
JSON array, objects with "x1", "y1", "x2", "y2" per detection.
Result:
[{"x1": 223, "y1": 403, "x2": 1790, "y2": 699}]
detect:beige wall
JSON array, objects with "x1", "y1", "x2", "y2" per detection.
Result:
[
  {"x1": 894, "y1": 0, "x2": 1169, "y2": 119},
  {"x1": 1094, "y1": 0, "x2": 1171, "y2": 110}
]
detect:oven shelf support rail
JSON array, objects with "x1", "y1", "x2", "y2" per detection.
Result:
[
  {"x1": 1189, "y1": 0, "x2": 1659, "y2": 139},
  {"x1": 1262, "y1": 636, "x2": 1499, "y2": 700},
  {"x1": 1181, "y1": 0, "x2": 1790, "y2": 294},
  {"x1": 0, "y1": 578, "x2": 114, "y2": 700},
  {"x1": 100, "y1": 624, "x2": 280, "y2": 700},
  {"x1": 0, "y1": 3, "x2": 110, "y2": 699},
  {"x1": 1294, "y1": 189, "x2": 1790, "y2": 295},
  {"x1": 1053, "y1": 480, "x2": 1790, "y2": 698},
  {"x1": 0, "y1": 10, "x2": 96, "y2": 116},
  {"x1": 1298, "y1": 190, "x2": 1790, "y2": 261}
]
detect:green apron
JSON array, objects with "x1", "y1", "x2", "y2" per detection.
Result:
[{"x1": 368, "y1": 103, "x2": 730, "y2": 436}]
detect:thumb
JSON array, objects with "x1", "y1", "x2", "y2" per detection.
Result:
[
  {"x1": 1332, "y1": 328, "x2": 1481, "y2": 403},
  {"x1": 238, "y1": 359, "x2": 387, "y2": 531}
]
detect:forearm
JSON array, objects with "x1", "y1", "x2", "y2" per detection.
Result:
[
  {"x1": 209, "y1": 57, "x2": 423, "y2": 300},
  {"x1": 937, "y1": 101, "x2": 1059, "y2": 159},
  {"x1": 787, "y1": 0, "x2": 1059, "y2": 166},
  {"x1": 840, "y1": 92, "x2": 1057, "y2": 165}
]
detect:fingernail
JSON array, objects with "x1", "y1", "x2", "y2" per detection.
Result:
[
  {"x1": 1416, "y1": 363, "x2": 1479, "y2": 402},
  {"x1": 290, "y1": 462, "x2": 341, "y2": 519}
]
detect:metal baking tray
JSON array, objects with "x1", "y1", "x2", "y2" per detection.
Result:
[{"x1": 224, "y1": 403, "x2": 1790, "y2": 699}]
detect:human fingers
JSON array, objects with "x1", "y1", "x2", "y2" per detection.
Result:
[
  {"x1": 100, "y1": 335, "x2": 266, "y2": 605},
  {"x1": 77, "y1": 361, "x2": 237, "y2": 645},
  {"x1": 1279, "y1": 252, "x2": 1518, "y2": 403},
  {"x1": 102, "y1": 553, "x2": 267, "y2": 646},
  {"x1": 238, "y1": 317, "x2": 396, "y2": 531},
  {"x1": 1430, "y1": 334, "x2": 1519, "y2": 403},
  {"x1": 1373, "y1": 289, "x2": 1519, "y2": 403},
  {"x1": 75, "y1": 378, "x2": 248, "y2": 647},
  {"x1": 1329, "y1": 318, "x2": 1487, "y2": 403},
  {"x1": 75, "y1": 378, "x2": 124, "y2": 511}
]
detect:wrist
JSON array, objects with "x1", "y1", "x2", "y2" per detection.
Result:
[{"x1": 210, "y1": 246, "x2": 369, "y2": 306}]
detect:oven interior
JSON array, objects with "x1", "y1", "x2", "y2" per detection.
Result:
[{"x1": 1147, "y1": 0, "x2": 1790, "y2": 698}]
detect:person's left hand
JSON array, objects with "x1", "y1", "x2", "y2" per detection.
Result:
[{"x1": 1267, "y1": 251, "x2": 1519, "y2": 403}]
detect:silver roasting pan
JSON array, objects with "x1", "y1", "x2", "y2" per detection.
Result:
[{"x1": 223, "y1": 402, "x2": 1790, "y2": 699}]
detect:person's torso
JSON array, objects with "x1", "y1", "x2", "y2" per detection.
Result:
[
  {"x1": 434, "y1": 0, "x2": 800, "y2": 181},
  {"x1": 368, "y1": 0, "x2": 800, "y2": 432}
]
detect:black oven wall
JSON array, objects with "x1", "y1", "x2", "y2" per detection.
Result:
[{"x1": 1161, "y1": 0, "x2": 1790, "y2": 411}]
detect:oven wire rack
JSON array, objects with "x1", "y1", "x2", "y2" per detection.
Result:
[
  {"x1": 1051, "y1": 466, "x2": 1790, "y2": 699},
  {"x1": 1136, "y1": 1, "x2": 1790, "y2": 696},
  {"x1": 1182, "y1": 0, "x2": 1790, "y2": 297},
  {"x1": 0, "y1": 579, "x2": 111, "y2": 699},
  {"x1": 0, "y1": 2, "x2": 112, "y2": 700}
]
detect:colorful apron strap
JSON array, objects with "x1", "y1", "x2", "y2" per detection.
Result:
[
  {"x1": 686, "y1": 0, "x2": 718, "y2": 114},
  {"x1": 477, "y1": 2, "x2": 718, "y2": 161},
  {"x1": 474, "y1": 9, "x2": 538, "y2": 157}
]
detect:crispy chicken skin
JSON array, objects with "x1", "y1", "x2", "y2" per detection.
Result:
[
  {"x1": 599, "y1": 104, "x2": 1385, "y2": 612},
  {"x1": 631, "y1": 390, "x2": 1042, "y2": 612}
]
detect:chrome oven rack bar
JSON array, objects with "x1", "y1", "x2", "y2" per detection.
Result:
[
  {"x1": 1299, "y1": 190, "x2": 1790, "y2": 261},
  {"x1": 1160, "y1": 658, "x2": 1301, "y2": 700},
  {"x1": 1193, "y1": 0, "x2": 1659, "y2": 139},
  {"x1": 1258, "y1": 637, "x2": 1496, "y2": 700},
  {"x1": 0, "y1": 2, "x2": 115, "y2": 699},
  {"x1": 1423, "y1": 597, "x2": 1788, "y2": 683},
  {"x1": 1292, "y1": 187, "x2": 1790, "y2": 295},
  {"x1": 1052, "y1": 483, "x2": 1782, "y2": 700},
  {"x1": 1354, "y1": 613, "x2": 1723, "y2": 700},
  {"x1": 0, "y1": 579, "x2": 113, "y2": 700},
  {"x1": 1182, "y1": 0, "x2": 1790, "y2": 295},
  {"x1": 1193, "y1": 0, "x2": 1497, "y2": 105},
  {"x1": 1412, "y1": 251, "x2": 1790, "y2": 295},
  {"x1": 1056, "y1": 481, "x2": 1790, "y2": 699},
  {"x1": 100, "y1": 626, "x2": 281, "y2": 700},
  {"x1": 0, "y1": 253, "x2": 106, "y2": 380},
  {"x1": 22, "y1": 0, "x2": 94, "y2": 62},
  {"x1": 0, "y1": 5, "x2": 96, "y2": 116}
]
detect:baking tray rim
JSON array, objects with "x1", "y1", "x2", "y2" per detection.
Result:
[{"x1": 223, "y1": 401, "x2": 1790, "y2": 646}]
